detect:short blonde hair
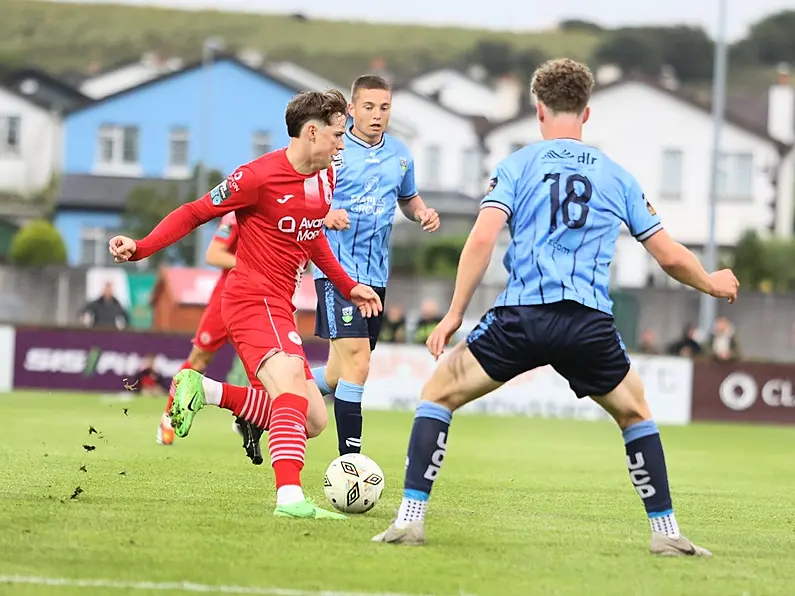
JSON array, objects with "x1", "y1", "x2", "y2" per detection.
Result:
[{"x1": 531, "y1": 58, "x2": 595, "y2": 115}]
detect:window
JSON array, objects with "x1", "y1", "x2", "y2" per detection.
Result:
[
  {"x1": 95, "y1": 125, "x2": 140, "y2": 172},
  {"x1": 660, "y1": 149, "x2": 683, "y2": 198},
  {"x1": 252, "y1": 132, "x2": 271, "y2": 158},
  {"x1": 425, "y1": 145, "x2": 441, "y2": 188},
  {"x1": 169, "y1": 128, "x2": 189, "y2": 167},
  {"x1": 0, "y1": 116, "x2": 21, "y2": 155},
  {"x1": 80, "y1": 228, "x2": 118, "y2": 266},
  {"x1": 717, "y1": 152, "x2": 753, "y2": 201},
  {"x1": 461, "y1": 148, "x2": 479, "y2": 190}
]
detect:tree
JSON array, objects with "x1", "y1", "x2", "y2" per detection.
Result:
[
  {"x1": 594, "y1": 30, "x2": 663, "y2": 76},
  {"x1": 122, "y1": 165, "x2": 223, "y2": 266},
  {"x1": 513, "y1": 48, "x2": 547, "y2": 82},
  {"x1": 559, "y1": 20, "x2": 603, "y2": 34},
  {"x1": 744, "y1": 10, "x2": 795, "y2": 65},
  {"x1": 731, "y1": 230, "x2": 795, "y2": 292},
  {"x1": 656, "y1": 26, "x2": 714, "y2": 82},
  {"x1": 469, "y1": 39, "x2": 515, "y2": 78},
  {"x1": 9, "y1": 219, "x2": 67, "y2": 267},
  {"x1": 731, "y1": 230, "x2": 769, "y2": 290}
]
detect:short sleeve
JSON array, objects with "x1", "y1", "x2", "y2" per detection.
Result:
[
  {"x1": 623, "y1": 174, "x2": 663, "y2": 242},
  {"x1": 480, "y1": 162, "x2": 515, "y2": 217},
  {"x1": 398, "y1": 155, "x2": 418, "y2": 200}
]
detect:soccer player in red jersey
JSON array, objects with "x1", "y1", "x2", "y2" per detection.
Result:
[
  {"x1": 157, "y1": 212, "x2": 239, "y2": 447},
  {"x1": 109, "y1": 89, "x2": 382, "y2": 519}
]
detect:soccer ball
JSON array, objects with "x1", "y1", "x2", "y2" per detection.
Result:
[{"x1": 323, "y1": 453, "x2": 385, "y2": 514}]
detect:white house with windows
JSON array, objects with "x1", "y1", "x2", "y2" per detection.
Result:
[
  {"x1": 0, "y1": 84, "x2": 61, "y2": 196},
  {"x1": 484, "y1": 75, "x2": 795, "y2": 288}
]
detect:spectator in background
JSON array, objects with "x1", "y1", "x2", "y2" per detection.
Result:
[
  {"x1": 380, "y1": 305, "x2": 407, "y2": 343},
  {"x1": 667, "y1": 323, "x2": 703, "y2": 357},
  {"x1": 129, "y1": 354, "x2": 169, "y2": 396},
  {"x1": 413, "y1": 299, "x2": 443, "y2": 344},
  {"x1": 637, "y1": 329, "x2": 659, "y2": 354},
  {"x1": 80, "y1": 281, "x2": 129, "y2": 330},
  {"x1": 709, "y1": 316, "x2": 741, "y2": 361}
]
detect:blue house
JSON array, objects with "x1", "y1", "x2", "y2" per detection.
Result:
[{"x1": 55, "y1": 55, "x2": 301, "y2": 266}]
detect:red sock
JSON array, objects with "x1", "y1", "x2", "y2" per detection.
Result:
[
  {"x1": 219, "y1": 384, "x2": 273, "y2": 429},
  {"x1": 166, "y1": 360, "x2": 194, "y2": 413},
  {"x1": 268, "y1": 393, "x2": 308, "y2": 488}
]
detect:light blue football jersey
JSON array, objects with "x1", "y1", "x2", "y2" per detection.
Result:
[
  {"x1": 314, "y1": 127, "x2": 417, "y2": 287},
  {"x1": 483, "y1": 139, "x2": 663, "y2": 314}
]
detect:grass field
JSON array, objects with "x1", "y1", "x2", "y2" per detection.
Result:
[{"x1": 1, "y1": 391, "x2": 794, "y2": 595}]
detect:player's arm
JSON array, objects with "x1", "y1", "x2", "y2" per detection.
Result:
[
  {"x1": 205, "y1": 216, "x2": 237, "y2": 270},
  {"x1": 397, "y1": 156, "x2": 440, "y2": 232},
  {"x1": 624, "y1": 177, "x2": 738, "y2": 301},
  {"x1": 308, "y1": 233, "x2": 358, "y2": 299},
  {"x1": 114, "y1": 168, "x2": 257, "y2": 262},
  {"x1": 448, "y1": 165, "x2": 514, "y2": 318}
]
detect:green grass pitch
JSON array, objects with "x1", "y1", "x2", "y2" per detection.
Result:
[{"x1": 1, "y1": 391, "x2": 793, "y2": 595}]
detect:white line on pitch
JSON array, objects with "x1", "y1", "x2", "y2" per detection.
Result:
[{"x1": 0, "y1": 575, "x2": 470, "y2": 596}]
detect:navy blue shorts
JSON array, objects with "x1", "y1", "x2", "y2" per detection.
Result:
[
  {"x1": 314, "y1": 278, "x2": 387, "y2": 351},
  {"x1": 466, "y1": 300, "x2": 631, "y2": 398}
]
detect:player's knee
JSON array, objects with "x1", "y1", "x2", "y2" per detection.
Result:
[
  {"x1": 339, "y1": 342, "x2": 371, "y2": 385},
  {"x1": 306, "y1": 411, "x2": 327, "y2": 438},
  {"x1": 420, "y1": 378, "x2": 465, "y2": 412}
]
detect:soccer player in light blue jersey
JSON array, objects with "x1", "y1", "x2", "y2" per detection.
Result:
[
  {"x1": 312, "y1": 75, "x2": 440, "y2": 456},
  {"x1": 373, "y1": 58, "x2": 739, "y2": 555}
]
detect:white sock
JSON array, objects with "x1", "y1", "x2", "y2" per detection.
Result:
[
  {"x1": 649, "y1": 511, "x2": 680, "y2": 538},
  {"x1": 395, "y1": 498, "x2": 427, "y2": 529},
  {"x1": 276, "y1": 485, "x2": 305, "y2": 506},
  {"x1": 201, "y1": 377, "x2": 222, "y2": 406}
]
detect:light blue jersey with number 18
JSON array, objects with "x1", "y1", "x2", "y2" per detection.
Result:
[
  {"x1": 483, "y1": 138, "x2": 663, "y2": 315},
  {"x1": 313, "y1": 127, "x2": 418, "y2": 288}
]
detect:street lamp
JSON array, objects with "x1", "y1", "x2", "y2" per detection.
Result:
[{"x1": 697, "y1": 0, "x2": 728, "y2": 340}]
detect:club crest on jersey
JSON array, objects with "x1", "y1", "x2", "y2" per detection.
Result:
[
  {"x1": 644, "y1": 194, "x2": 657, "y2": 216},
  {"x1": 400, "y1": 158, "x2": 408, "y2": 173},
  {"x1": 341, "y1": 306, "x2": 354, "y2": 325},
  {"x1": 487, "y1": 177, "x2": 498, "y2": 195}
]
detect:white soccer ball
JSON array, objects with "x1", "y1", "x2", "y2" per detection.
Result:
[{"x1": 323, "y1": 453, "x2": 385, "y2": 514}]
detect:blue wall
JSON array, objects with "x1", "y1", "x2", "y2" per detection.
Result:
[
  {"x1": 64, "y1": 59, "x2": 297, "y2": 176},
  {"x1": 55, "y1": 211, "x2": 122, "y2": 266}
]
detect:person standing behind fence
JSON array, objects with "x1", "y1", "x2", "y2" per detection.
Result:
[{"x1": 80, "y1": 281, "x2": 129, "y2": 330}]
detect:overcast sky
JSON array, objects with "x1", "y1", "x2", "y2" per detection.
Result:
[{"x1": 55, "y1": 0, "x2": 793, "y2": 41}]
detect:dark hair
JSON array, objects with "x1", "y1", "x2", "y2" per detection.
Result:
[
  {"x1": 351, "y1": 74, "x2": 391, "y2": 102},
  {"x1": 285, "y1": 89, "x2": 347, "y2": 138},
  {"x1": 531, "y1": 58, "x2": 594, "y2": 115}
]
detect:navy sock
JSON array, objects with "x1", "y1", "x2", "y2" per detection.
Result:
[
  {"x1": 623, "y1": 419, "x2": 673, "y2": 516},
  {"x1": 403, "y1": 401, "x2": 453, "y2": 499},
  {"x1": 311, "y1": 366, "x2": 332, "y2": 397},
  {"x1": 334, "y1": 379, "x2": 364, "y2": 455}
]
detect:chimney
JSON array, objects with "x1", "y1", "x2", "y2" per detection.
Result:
[
  {"x1": 595, "y1": 64, "x2": 622, "y2": 86},
  {"x1": 238, "y1": 48, "x2": 265, "y2": 69},
  {"x1": 493, "y1": 73, "x2": 522, "y2": 121},
  {"x1": 768, "y1": 63, "x2": 794, "y2": 144},
  {"x1": 659, "y1": 64, "x2": 679, "y2": 91}
]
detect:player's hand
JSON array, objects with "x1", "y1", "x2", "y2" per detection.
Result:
[
  {"x1": 708, "y1": 269, "x2": 740, "y2": 304},
  {"x1": 349, "y1": 284, "x2": 383, "y2": 318},
  {"x1": 108, "y1": 235, "x2": 136, "y2": 263},
  {"x1": 324, "y1": 209, "x2": 350, "y2": 231},
  {"x1": 426, "y1": 312, "x2": 463, "y2": 360},
  {"x1": 416, "y1": 208, "x2": 440, "y2": 233}
]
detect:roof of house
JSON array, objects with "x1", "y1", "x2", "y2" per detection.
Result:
[
  {"x1": 3, "y1": 68, "x2": 91, "y2": 112},
  {"x1": 488, "y1": 73, "x2": 791, "y2": 153},
  {"x1": 66, "y1": 54, "x2": 303, "y2": 115},
  {"x1": 56, "y1": 173, "x2": 192, "y2": 211}
]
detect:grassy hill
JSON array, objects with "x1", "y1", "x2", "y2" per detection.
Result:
[
  {"x1": 1, "y1": 0, "x2": 602, "y2": 83},
  {"x1": 0, "y1": 0, "x2": 778, "y2": 94}
]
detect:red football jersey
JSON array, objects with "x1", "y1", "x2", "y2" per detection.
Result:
[
  {"x1": 205, "y1": 211, "x2": 239, "y2": 306},
  {"x1": 131, "y1": 149, "x2": 356, "y2": 311}
]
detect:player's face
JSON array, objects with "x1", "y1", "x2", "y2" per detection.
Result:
[
  {"x1": 312, "y1": 113, "x2": 346, "y2": 169},
  {"x1": 349, "y1": 88, "x2": 391, "y2": 142}
]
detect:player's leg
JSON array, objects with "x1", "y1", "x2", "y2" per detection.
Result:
[
  {"x1": 551, "y1": 303, "x2": 711, "y2": 557},
  {"x1": 590, "y1": 371, "x2": 711, "y2": 556}
]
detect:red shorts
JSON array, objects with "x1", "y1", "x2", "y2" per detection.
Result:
[
  {"x1": 222, "y1": 295, "x2": 312, "y2": 384},
  {"x1": 191, "y1": 296, "x2": 229, "y2": 353}
]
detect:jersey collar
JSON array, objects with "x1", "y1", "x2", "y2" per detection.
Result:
[{"x1": 345, "y1": 126, "x2": 386, "y2": 150}]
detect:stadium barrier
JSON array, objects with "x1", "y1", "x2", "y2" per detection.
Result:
[
  {"x1": 691, "y1": 359, "x2": 795, "y2": 424},
  {"x1": 0, "y1": 325, "x2": 14, "y2": 393},
  {"x1": 364, "y1": 344, "x2": 694, "y2": 425}
]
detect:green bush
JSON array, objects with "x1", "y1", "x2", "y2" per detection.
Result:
[{"x1": 8, "y1": 219, "x2": 67, "y2": 267}]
